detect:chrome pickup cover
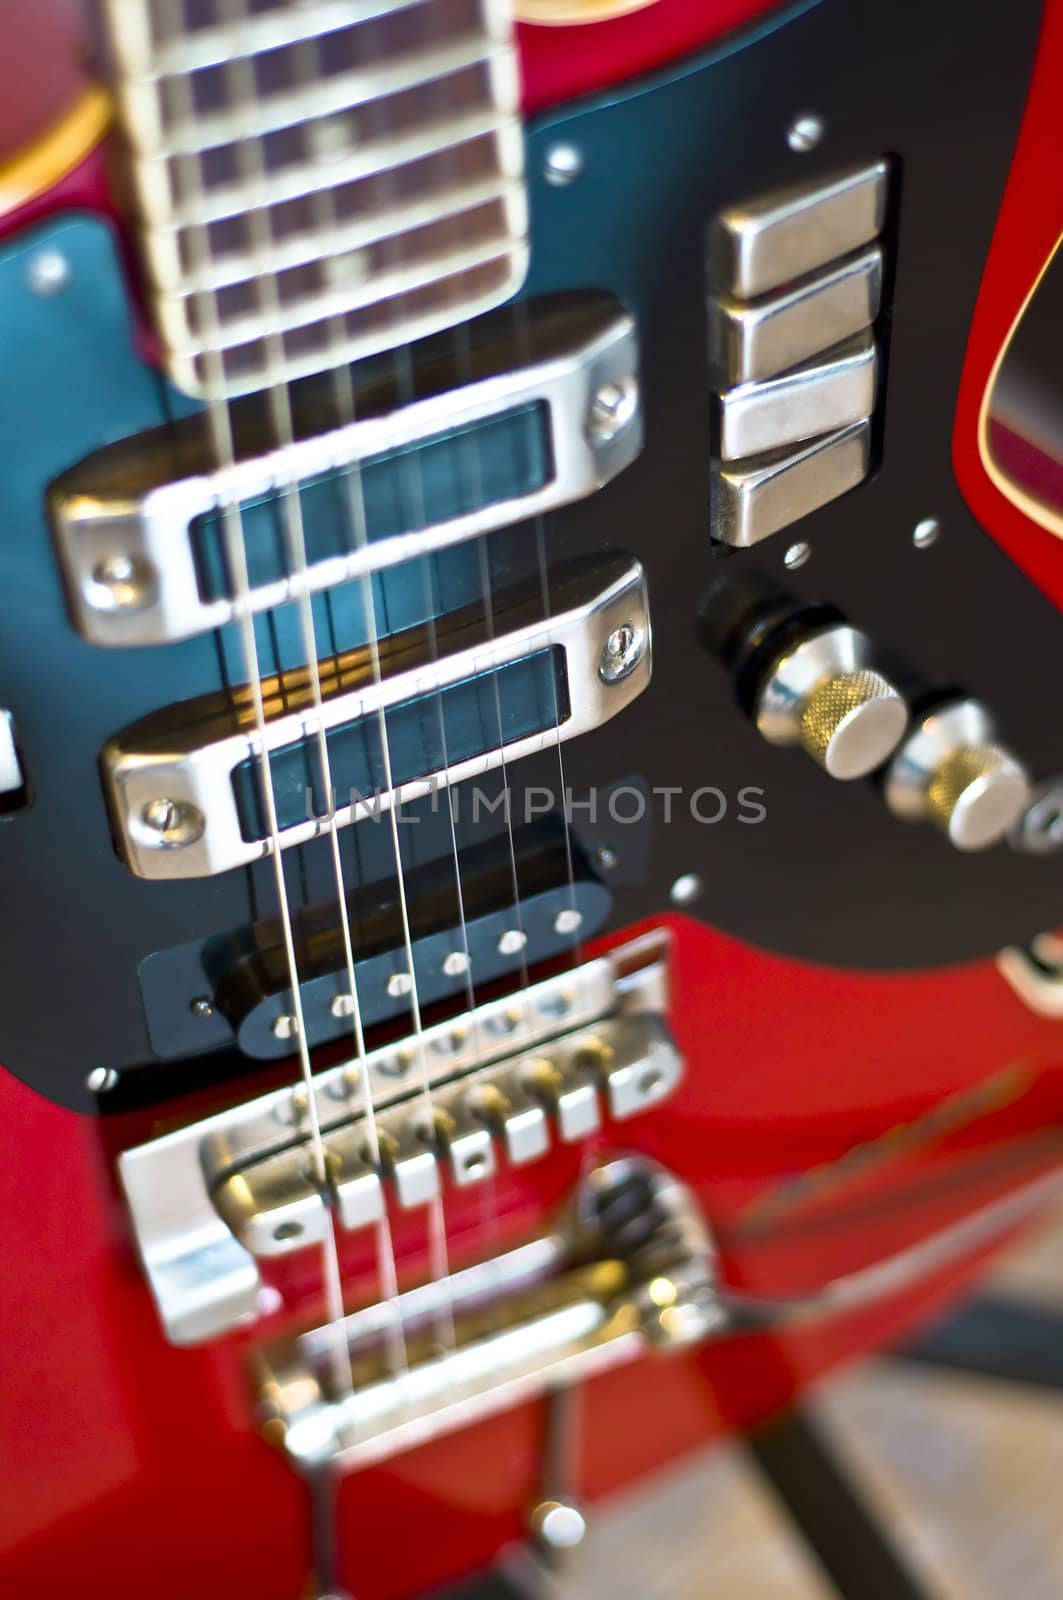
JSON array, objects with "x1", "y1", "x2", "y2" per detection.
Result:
[
  {"x1": 49, "y1": 296, "x2": 640, "y2": 647},
  {"x1": 101, "y1": 553, "x2": 651, "y2": 879},
  {"x1": 119, "y1": 931, "x2": 677, "y2": 1345},
  {"x1": 100, "y1": 0, "x2": 529, "y2": 398}
]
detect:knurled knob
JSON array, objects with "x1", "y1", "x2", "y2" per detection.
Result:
[
  {"x1": 798, "y1": 670, "x2": 909, "y2": 781},
  {"x1": 926, "y1": 744, "x2": 1030, "y2": 851}
]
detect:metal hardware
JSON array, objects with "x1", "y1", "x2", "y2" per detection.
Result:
[
  {"x1": 710, "y1": 246, "x2": 882, "y2": 386},
  {"x1": 51, "y1": 298, "x2": 641, "y2": 647},
  {"x1": 86, "y1": 1066, "x2": 119, "y2": 1094},
  {"x1": 102, "y1": 555, "x2": 651, "y2": 880},
  {"x1": 1010, "y1": 776, "x2": 1063, "y2": 856},
  {"x1": 710, "y1": 162, "x2": 887, "y2": 299},
  {"x1": 912, "y1": 516, "x2": 941, "y2": 550},
  {"x1": 783, "y1": 540, "x2": 811, "y2": 570},
  {"x1": 884, "y1": 699, "x2": 1030, "y2": 851},
  {"x1": 26, "y1": 249, "x2": 71, "y2": 297},
  {"x1": 254, "y1": 1140, "x2": 1063, "y2": 1480},
  {"x1": 529, "y1": 1377, "x2": 587, "y2": 1565},
  {"x1": 669, "y1": 873, "x2": 703, "y2": 906},
  {"x1": 543, "y1": 142, "x2": 585, "y2": 185},
  {"x1": 786, "y1": 114, "x2": 826, "y2": 154},
  {"x1": 712, "y1": 418, "x2": 871, "y2": 548},
  {"x1": 256, "y1": 1155, "x2": 718, "y2": 1473},
  {"x1": 120, "y1": 932, "x2": 674, "y2": 1344},
  {"x1": 755, "y1": 623, "x2": 907, "y2": 780},
  {"x1": 716, "y1": 333, "x2": 877, "y2": 461},
  {"x1": 586, "y1": 376, "x2": 639, "y2": 443},
  {"x1": 99, "y1": 0, "x2": 528, "y2": 398},
  {"x1": 597, "y1": 620, "x2": 645, "y2": 683}
]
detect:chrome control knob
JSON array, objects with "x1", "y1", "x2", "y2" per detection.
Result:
[
  {"x1": 884, "y1": 699, "x2": 1030, "y2": 851},
  {"x1": 755, "y1": 625, "x2": 908, "y2": 780}
]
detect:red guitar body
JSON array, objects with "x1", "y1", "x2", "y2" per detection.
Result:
[{"x1": 2, "y1": 3, "x2": 1063, "y2": 1597}]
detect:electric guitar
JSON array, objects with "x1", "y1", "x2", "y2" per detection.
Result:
[{"x1": 2, "y1": 2, "x2": 1063, "y2": 1596}]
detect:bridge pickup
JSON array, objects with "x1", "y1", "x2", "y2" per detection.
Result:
[
  {"x1": 49, "y1": 294, "x2": 640, "y2": 646},
  {"x1": 118, "y1": 930, "x2": 676, "y2": 1345},
  {"x1": 101, "y1": 553, "x2": 650, "y2": 879}
]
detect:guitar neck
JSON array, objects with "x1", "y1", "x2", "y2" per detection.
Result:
[{"x1": 101, "y1": 0, "x2": 529, "y2": 399}]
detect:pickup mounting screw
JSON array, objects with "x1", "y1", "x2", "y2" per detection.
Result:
[
  {"x1": 190, "y1": 996, "x2": 214, "y2": 1018},
  {"x1": 272, "y1": 1013, "x2": 299, "y2": 1041},
  {"x1": 787, "y1": 113, "x2": 825, "y2": 152},
  {"x1": 598, "y1": 621, "x2": 644, "y2": 684},
  {"x1": 554, "y1": 908, "x2": 583, "y2": 935},
  {"x1": 140, "y1": 796, "x2": 205, "y2": 848},
  {"x1": 587, "y1": 377, "x2": 638, "y2": 444},
  {"x1": 89, "y1": 552, "x2": 155, "y2": 612},
  {"x1": 86, "y1": 1066, "x2": 118, "y2": 1094}
]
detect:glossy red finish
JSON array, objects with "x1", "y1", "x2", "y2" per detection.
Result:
[
  {"x1": 0, "y1": 2, "x2": 88, "y2": 156},
  {"x1": 5, "y1": 2, "x2": 1063, "y2": 1596},
  {"x1": 4, "y1": 916, "x2": 1063, "y2": 1597},
  {"x1": 953, "y1": 0, "x2": 1063, "y2": 607}
]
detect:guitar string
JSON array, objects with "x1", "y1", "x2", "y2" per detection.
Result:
[
  {"x1": 296, "y1": 10, "x2": 465, "y2": 1358},
  {"x1": 159, "y1": 0, "x2": 356, "y2": 1405},
  {"x1": 219, "y1": 0, "x2": 420, "y2": 1400}
]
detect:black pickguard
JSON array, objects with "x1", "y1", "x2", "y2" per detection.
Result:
[{"x1": 0, "y1": 0, "x2": 1054, "y2": 1112}]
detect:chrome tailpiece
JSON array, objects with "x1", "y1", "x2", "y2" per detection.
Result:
[
  {"x1": 120, "y1": 931, "x2": 680, "y2": 1344},
  {"x1": 257, "y1": 1155, "x2": 720, "y2": 1473},
  {"x1": 256, "y1": 1147, "x2": 1063, "y2": 1479}
]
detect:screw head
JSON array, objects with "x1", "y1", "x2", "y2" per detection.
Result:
[
  {"x1": 497, "y1": 929, "x2": 527, "y2": 956},
  {"x1": 586, "y1": 376, "x2": 639, "y2": 444},
  {"x1": 88, "y1": 552, "x2": 155, "y2": 612},
  {"x1": 670, "y1": 872, "x2": 703, "y2": 906},
  {"x1": 27, "y1": 250, "x2": 72, "y2": 297},
  {"x1": 139, "y1": 797, "x2": 205, "y2": 848},
  {"x1": 543, "y1": 142, "x2": 584, "y2": 185},
  {"x1": 532, "y1": 1499, "x2": 588, "y2": 1552},
  {"x1": 784, "y1": 540, "x2": 811, "y2": 571},
  {"x1": 913, "y1": 516, "x2": 941, "y2": 549},
  {"x1": 787, "y1": 113, "x2": 825, "y2": 152},
  {"x1": 595, "y1": 845, "x2": 619, "y2": 871},
  {"x1": 330, "y1": 992, "x2": 356, "y2": 1019},
  {"x1": 86, "y1": 1066, "x2": 119, "y2": 1094},
  {"x1": 190, "y1": 996, "x2": 215, "y2": 1018},
  {"x1": 442, "y1": 950, "x2": 470, "y2": 977},
  {"x1": 598, "y1": 621, "x2": 645, "y2": 684},
  {"x1": 386, "y1": 971, "x2": 413, "y2": 998},
  {"x1": 272, "y1": 1013, "x2": 299, "y2": 1041}
]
